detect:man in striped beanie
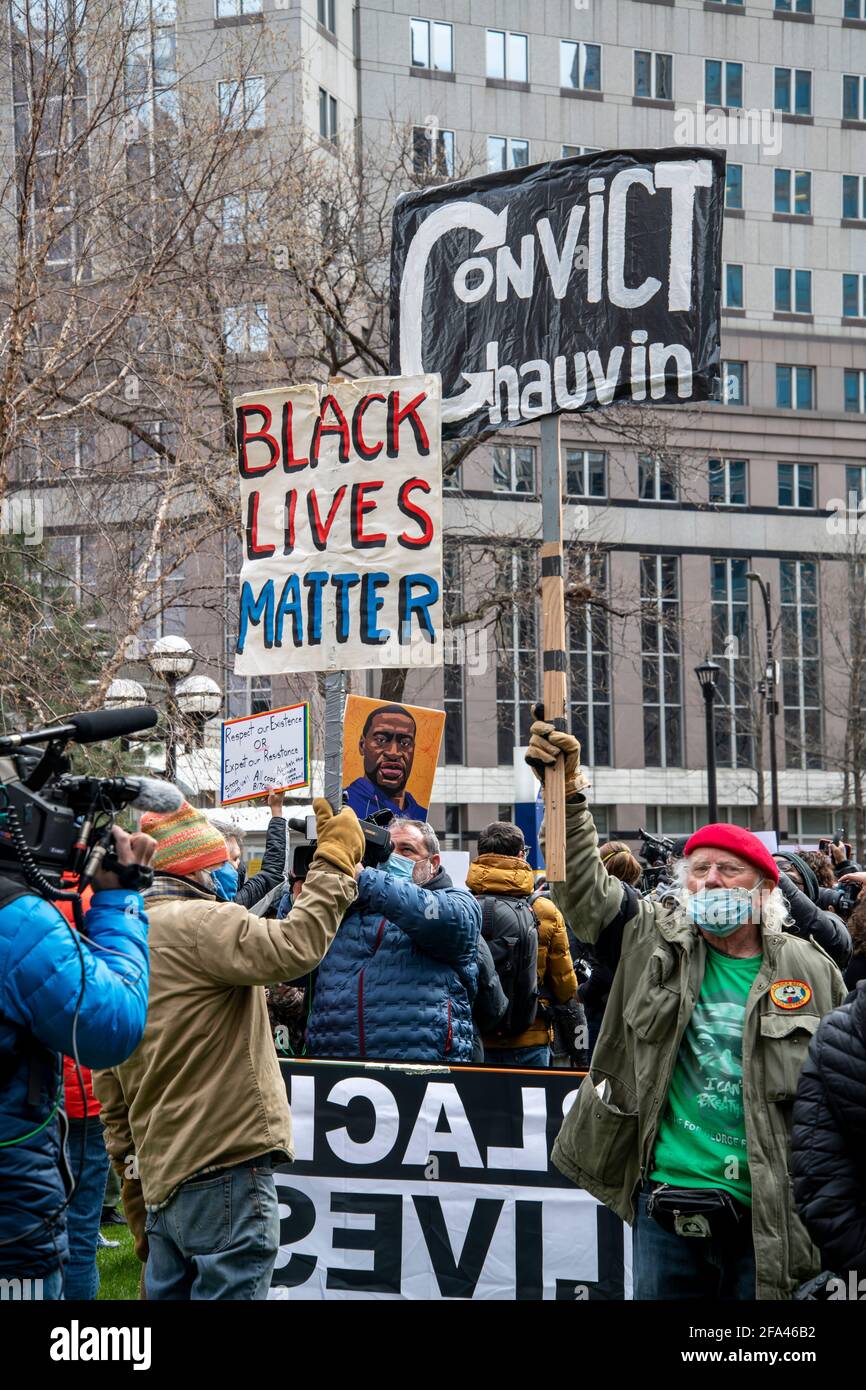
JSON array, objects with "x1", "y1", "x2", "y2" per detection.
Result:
[{"x1": 95, "y1": 796, "x2": 363, "y2": 1301}]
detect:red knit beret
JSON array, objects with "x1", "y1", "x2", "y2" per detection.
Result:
[{"x1": 683, "y1": 823, "x2": 779, "y2": 885}]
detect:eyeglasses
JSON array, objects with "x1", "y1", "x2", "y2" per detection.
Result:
[{"x1": 689, "y1": 860, "x2": 756, "y2": 884}]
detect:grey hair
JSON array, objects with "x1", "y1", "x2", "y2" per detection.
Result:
[
  {"x1": 209, "y1": 816, "x2": 244, "y2": 853},
  {"x1": 674, "y1": 856, "x2": 791, "y2": 933},
  {"x1": 391, "y1": 817, "x2": 440, "y2": 857}
]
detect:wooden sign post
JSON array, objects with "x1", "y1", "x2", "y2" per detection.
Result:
[{"x1": 540, "y1": 415, "x2": 567, "y2": 883}]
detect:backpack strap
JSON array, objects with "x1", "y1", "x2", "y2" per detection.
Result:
[{"x1": 480, "y1": 895, "x2": 495, "y2": 940}]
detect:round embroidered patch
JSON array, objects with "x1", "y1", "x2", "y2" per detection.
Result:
[{"x1": 769, "y1": 979, "x2": 813, "y2": 1010}]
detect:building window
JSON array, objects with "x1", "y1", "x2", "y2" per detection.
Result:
[
  {"x1": 639, "y1": 454, "x2": 677, "y2": 501},
  {"x1": 843, "y1": 174, "x2": 866, "y2": 220},
  {"x1": 846, "y1": 0, "x2": 866, "y2": 18},
  {"x1": 488, "y1": 135, "x2": 529, "y2": 171},
  {"x1": 709, "y1": 458, "x2": 748, "y2": 506},
  {"x1": 222, "y1": 191, "x2": 266, "y2": 244},
  {"x1": 492, "y1": 444, "x2": 535, "y2": 493},
  {"x1": 412, "y1": 125, "x2": 455, "y2": 177},
  {"x1": 722, "y1": 360, "x2": 747, "y2": 406},
  {"x1": 443, "y1": 542, "x2": 465, "y2": 765},
  {"x1": 634, "y1": 50, "x2": 673, "y2": 101},
  {"x1": 223, "y1": 303, "x2": 268, "y2": 353},
  {"x1": 843, "y1": 273, "x2": 866, "y2": 318},
  {"x1": 217, "y1": 0, "x2": 262, "y2": 15},
  {"x1": 496, "y1": 548, "x2": 538, "y2": 765},
  {"x1": 218, "y1": 76, "x2": 265, "y2": 129},
  {"x1": 640, "y1": 555, "x2": 682, "y2": 768},
  {"x1": 843, "y1": 74, "x2": 866, "y2": 121},
  {"x1": 565, "y1": 449, "x2": 606, "y2": 498},
  {"x1": 711, "y1": 557, "x2": 752, "y2": 769},
  {"x1": 845, "y1": 369, "x2": 866, "y2": 412},
  {"x1": 486, "y1": 29, "x2": 527, "y2": 83},
  {"x1": 778, "y1": 462, "x2": 816, "y2": 509},
  {"x1": 846, "y1": 465, "x2": 866, "y2": 505},
  {"x1": 568, "y1": 550, "x2": 611, "y2": 766},
  {"x1": 442, "y1": 805, "x2": 464, "y2": 851},
  {"x1": 317, "y1": 0, "x2": 335, "y2": 32},
  {"x1": 318, "y1": 87, "x2": 337, "y2": 142},
  {"x1": 775, "y1": 67, "x2": 812, "y2": 115},
  {"x1": 647, "y1": 806, "x2": 697, "y2": 836},
  {"x1": 725, "y1": 164, "x2": 743, "y2": 209},
  {"x1": 774, "y1": 168, "x2": 811, "y2": 215},
  {"x1": 723, "y1": 264, "x2": 744, "y2": 309},
  {"x1": 705, "y1": 60, "x2": 743, "y2": 109},
  {"x1": 776, "y1": 365, "x2": 815, "y2": 410},
  {"x1": 410, "y1": 17, "x2": 452, "y2": 71},
  {"x1": 780, "y1": 560, "x2": 821, "y2": 770},
  {"x1": 130, "y1": 420, "x2": 177, "y2": 468},
  {"x1": 224, "y1": 532, "x2": 271, "y2": 717},
  {"x1": 775, "y1": 267, "x2": 812, "y2": 314},
  {"x1": 562, "y1": 145, "x2": 600, "y2": 158},
  {"x1": 560, "y1": 41, "x2": 601, "y2": 92},
  {"x1": 775, "y1": 0, "x2": 812, "y2": 11}
]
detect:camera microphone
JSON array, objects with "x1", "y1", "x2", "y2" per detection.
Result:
[
  {"x1": 58, "y1": 775, "x2": 184, "y2": 814},
  {"x1": 0, "y1": 705, "x2": 158, "y2": 750}
]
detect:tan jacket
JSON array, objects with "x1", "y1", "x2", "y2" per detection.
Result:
[
  {"x1": 94, "y1": 862, "x2": 356, "y2": 1207},
  {"x1": 467, "y1": 853, "x2": 578, "y2": 1049}
]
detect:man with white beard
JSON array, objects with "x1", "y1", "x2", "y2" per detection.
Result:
[{"x1": 525, "y1": 716, "x2": 847, "y2": 1302}]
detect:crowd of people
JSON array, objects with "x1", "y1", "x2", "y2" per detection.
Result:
[{"x1": 2, "y1": 709, "x2": 866, "y2": 1303}]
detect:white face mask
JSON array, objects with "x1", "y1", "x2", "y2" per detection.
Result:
[
  {"x1": 412, "y1": 856, "x2": 435, "y2": 886},
  {"x1": 685, "y1": 878, "x2": 762, "y2": 936}
]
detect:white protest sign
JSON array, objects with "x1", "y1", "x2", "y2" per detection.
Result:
[
  {"x1": 220, "y1": 703, "x2": 310, "y2": 805},
  {"x1": 232, "y1": 375, "x2": 443, "y2": 674}
]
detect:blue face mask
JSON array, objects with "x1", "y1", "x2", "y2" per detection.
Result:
[
  {"x1": 211, "y1": 861, "x2": 239, "y2": 902},
  {"x1": 385, "y1": 853, "x2": 414, "y2": 880},
  {"x1": 686, "y1": 886, "x2": 756, "y2": 936}
]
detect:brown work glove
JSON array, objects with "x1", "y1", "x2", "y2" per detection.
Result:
[
  {"x1": 311, "y1": 798, "x2": 366, "y2": 877},
  {"x1": 119, "y1": 1172, "x2": 149, "y2": 1264},
  {"x1": 525, "y1": 718, "x2": 590, "y2": 799}
]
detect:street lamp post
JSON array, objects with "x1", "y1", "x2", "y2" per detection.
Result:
[
  {"x1": 147, "y1": 637, "x2": 196, "y2": 781},
  {"x1": 746, "y1": 572, "x2": 781, "y2": 840},
  {"x1": 695, "y1": 659, "x2": 722, "y2": 823}
]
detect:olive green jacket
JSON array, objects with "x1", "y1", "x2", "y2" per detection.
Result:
[{"x1": 550, "y1": 798, "x2": 848, "y2": 1301}]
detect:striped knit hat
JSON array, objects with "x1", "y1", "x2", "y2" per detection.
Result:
[{"x1": 140, "y1": 801, "x2": 228, "y2": 876}]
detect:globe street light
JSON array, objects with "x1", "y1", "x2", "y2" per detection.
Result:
[
  {"x1": 695, "y1": 658, "x2": 722, "y2": 823},
  {"x1": 176, "y1": 675, "x2": 223, "y2": 749},
  {"x1": 147, "y1": 637, "x2": 196, "y2": 780}
]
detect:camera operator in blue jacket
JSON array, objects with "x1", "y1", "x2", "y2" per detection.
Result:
[
  {"x1": 0, "y1": 826, "x2": 155, "y2": 1299},
  {"x1": 307, "y1": 819, "x2": 480, "y2": 1062}
]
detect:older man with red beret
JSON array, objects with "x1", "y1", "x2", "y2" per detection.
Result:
[{"x1": 526, "y1": 717, "x2": 847, "y2": 1302}]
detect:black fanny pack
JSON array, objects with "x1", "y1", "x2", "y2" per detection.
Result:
[{"x1": 646, "y1": 1183, "x2": 745, "y2": 1240}]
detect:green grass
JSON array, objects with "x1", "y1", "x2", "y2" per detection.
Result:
[{"x1": 96, "y1": 1226, "x2": 141, "y2": 1301}]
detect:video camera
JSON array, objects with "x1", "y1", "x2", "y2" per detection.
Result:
[
  {"x1": 289, "y1": 804, "x2": 394, "y2": 871},
  {"x1": 822, "y1": 878, "x2": 862, "y2": 919},
  {"x1": 0, "y1": 706, "x2": 182, "y2": 916},
  {"x1": 636, "y1": 828, "x2": 690, "y2": 896}
]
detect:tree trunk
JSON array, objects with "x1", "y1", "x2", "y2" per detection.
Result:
[{"x1": 378, "y1": 666, "x2": 409, "y2": 703}]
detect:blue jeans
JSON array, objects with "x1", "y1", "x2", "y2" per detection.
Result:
[
  {"x1": 633, "y1": 1184, "x2": 756, "y2": 1300},
  {"x1": 64, "y1": 1116, "x2": 111, "y2": 1301},
  {"x1": 488, "y1": 1045, "x2": 550, "y2": 1069},
  {"x1": 144, "y1": 1158, "x2": 279, "y2": 1301}
]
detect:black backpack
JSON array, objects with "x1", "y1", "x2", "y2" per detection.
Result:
[{"x1": 478, "y1": 893, "x2": 539, "y2": 1037}]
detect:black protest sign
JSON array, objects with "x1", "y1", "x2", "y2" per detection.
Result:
[
  {"x1": 269, "y1": 1059, "x2": 630, "y2": 1301},
  {"x1": 390, "y1": 147, "x2": 725, "y2": 440}
]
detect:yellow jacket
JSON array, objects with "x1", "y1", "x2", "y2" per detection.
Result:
[{"x1": 466, "y1": 854, "x2": 578, "y2": 1049}]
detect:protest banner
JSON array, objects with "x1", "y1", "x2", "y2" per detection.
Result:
[
  {"x1": 219, "y1": 702, "x2": 310, "y2": 805},
  {"x1": 232, "y1": 375, "x2": 443, "y2": 676},
  {"x1": 390, "y1": 147, "x2": 725, "y2": 439},
  {"x1": 341, "y1": 693, "x2": 445, "y2": 822},
  {"x1": 269, "y1": 1059, "x2": 631, "y2": 1301}
]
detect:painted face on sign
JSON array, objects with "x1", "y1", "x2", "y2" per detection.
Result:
[{"x1": 359, "y1": 710, "x2": 416, "y2": 799}]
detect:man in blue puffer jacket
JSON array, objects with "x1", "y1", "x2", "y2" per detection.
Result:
[
  {"x1": 0, "y1": 826, "x2": 154, "y2": 1298},
  {"x1": 307, "y1": 819, "x2": 480, "y2": 1062}
]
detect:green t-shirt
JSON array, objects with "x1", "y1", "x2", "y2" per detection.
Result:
[{"x1": 650, "y1": 943, "x2": 763, "y2": 1206}]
